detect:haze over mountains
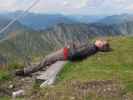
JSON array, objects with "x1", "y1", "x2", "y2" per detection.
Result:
[
  {"x1": 1, "y1": 11, "x2": 106, "y2": 30},
  {"x1": 0, "y1": 11, "x2": 133, "y2": 63},
  {"x1": 0, "y1": 15, "x2": 30, "y2": 39},
  {"x1": 99, "y1": 14, "x2": 133, "y2": 25}
]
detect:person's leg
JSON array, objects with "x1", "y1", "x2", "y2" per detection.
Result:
[
  {"x1": 15, "y1": 49, "x2": 65, "y2": 76},
  {"x1": 39, "y1": 49, "x2": 65, "y2": 66}
]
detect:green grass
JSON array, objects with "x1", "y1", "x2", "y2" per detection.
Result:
[
  {"x1": 0, "y1": 97, "x2": 24, "y2": 100},
  {"x1": 0, "y1": 97, "x2": 10, "y2": 100},
  {"x1": 29, "y1": 36, "x2": 133, "y2": 100},
  {"x1": 1, "y1": 36, "x2": 133, "y2": 100},
  {"x1": 58, "y1": 36, "x2": 133, "y2": 92},
  {"x1": 0, "y1": 63, "x2": 22, "y2": 82},
  {"x1": 0, "y1": 70, "x2": 10, "y2": 81}
]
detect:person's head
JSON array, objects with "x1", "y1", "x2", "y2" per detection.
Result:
[{"x1": 95, "y1": 39, "x2": 111, "y2": 52}]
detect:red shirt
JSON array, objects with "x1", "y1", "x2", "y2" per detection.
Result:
[{"x1": 63, "y1": 47, "x2": 69, "y2": 60}]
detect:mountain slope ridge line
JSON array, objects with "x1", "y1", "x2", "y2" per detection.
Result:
[{"x1": 0, "y1": 0, "x2": 40, "y2": 42}]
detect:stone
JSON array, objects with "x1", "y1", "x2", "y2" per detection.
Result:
[
  {"x1": 12, "y1": 90, "x2": 25, "y2": 99},
  {"x1": 9, "y1": 84, "x2": 14, "y2": 89},
  {"x1": 36, "y1": 61, "x2": 67, "y2": 87}
]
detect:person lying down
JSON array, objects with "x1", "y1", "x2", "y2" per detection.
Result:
[{"x1": 15, "y1": 39, "x2": 111, "y2": 76}]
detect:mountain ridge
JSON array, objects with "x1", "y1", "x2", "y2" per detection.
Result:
[{"x1": 0, "y1": 13, "x2": 133, "y2": 63}]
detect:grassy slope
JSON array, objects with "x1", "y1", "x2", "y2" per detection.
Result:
[
  {"x1": 27, "y1": 36, "x2": 133, "y2": 100},
  {"x1": 0, "y1": 36, "x2": 133, "y2": 100},
  {"x1": 59, "y1": 37, "x2": 133, "y2": 81},
  {"x1": 58, "y1": 36, "x2": 133, "y2": 89}
]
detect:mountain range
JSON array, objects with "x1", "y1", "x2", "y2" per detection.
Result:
[
  {"x1": 1, "y1": 11, "x2": 106, "y2": 30},
  {"x1": 98, "y1": 13, "x2": 133, "y2": 25},
  {"x1": 2, "y1": 11, "x2": 76, "y2": 30},
  {"x1": 0, "y1": 12, "x2": 133, "y2": 64},
  {"x1": 0, "y1": 15, "x2": 30, "y2": 39}
]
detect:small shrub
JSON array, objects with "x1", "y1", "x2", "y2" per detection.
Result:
[
  {"x1": 0, "y1": 70, "x2": 10, "y2": 81},
  {"x1": 8, "y1": 63, "x2": 24, "y2": 70}
]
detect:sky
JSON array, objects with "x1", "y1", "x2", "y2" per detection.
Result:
[{"x1": 0, "y1": 0, "x2": 133, "y2": 15}]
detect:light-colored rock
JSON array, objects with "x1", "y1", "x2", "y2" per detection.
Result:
[
  {"x1": 12, "y1": 90, "x2": 25, "y2": 99},
  {"x1": 36, "y1": 61, "x2": 67, "y2": 87},
  {"x1": 9, "y1": 84, "x2": 14, "y2": 89}
]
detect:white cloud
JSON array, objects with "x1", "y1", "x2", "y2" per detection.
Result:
[
  {"x1": 0, "y1": 0, "x2": 133, "y2": 15},
  {"x1": 62, "y1": 0, "x2": 88, "y2": 9},
  {"x1": 87, "y1": 0, "x2": 105, "y2": 8},
  {"x1": 81, "y1": 0, "x2": 133, "y2": 15},
  {"x1": 0, "y1": 0, "x2": 17, "y2": 11},
  {"x1": 0, "y1": 0, "x2": 34, "y2": 11},
  {"x1": 27, "y1": 0, "x2": 89, "y2": 14},
  {"x1": 125, "y1": 4, "x2": 133, "y2": 11}
]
